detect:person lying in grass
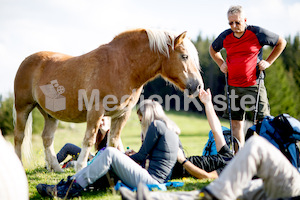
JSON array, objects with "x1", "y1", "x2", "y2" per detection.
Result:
[
  {"x1": 56, "y1": 117, "x2": 112, "y2": 168},
  {"x1": 171, "y1": 88, "x2": 234, "y2": 180},
  {"x1": 36, "y1": 99, "x2": 180, "y2": 199}
]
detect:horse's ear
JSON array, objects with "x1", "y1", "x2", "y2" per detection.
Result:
[{"x1": 174, "y1": 31, "x2": 187, "y2": 48}]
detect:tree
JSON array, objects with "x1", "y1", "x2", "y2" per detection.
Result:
[
  {"x1": 282, "y1": 34, "x2": 300, "y2": 88},
  {"x1": 0, "y1": 94, "x2": 45, "y2": 136},
  {"x1": 265, "y1": 56, "x2": 300, "y2": 119},
  {"x1": 0, "y1": 95, "x2": 14, "y2": 136}
]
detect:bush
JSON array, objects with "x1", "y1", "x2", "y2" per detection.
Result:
[
  {"x1": 0, "y1": 95, "x2": 14, "y2": 136},
  {"x1": 32, "y1": 108, "x2": 45, "y2": 134},
  {"x1": 0, "y1": 94, "x2": 45, "y2": 136}
]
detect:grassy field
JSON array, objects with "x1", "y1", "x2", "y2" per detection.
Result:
[{"x1": 5, "y1": 110, "x2": 230, "y2": 199}]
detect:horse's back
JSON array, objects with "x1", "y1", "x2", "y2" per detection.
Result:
[
  {"x1": 16, "y1": 51, "x2": 72, "y2": 77},
  {"x1": 14, "y1": 52, "x2": 72, "y2": 100}
]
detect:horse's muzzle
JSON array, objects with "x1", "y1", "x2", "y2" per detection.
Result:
[{"x1": 187, "y1": 79, "x2": 203, "y2": 97}]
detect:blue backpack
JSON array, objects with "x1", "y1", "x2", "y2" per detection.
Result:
[
  {"x1": 202, "y1": 126, "x2": 232, "y2": 156},
  {"x1": 249, "y1": 114, "x2": 300, "y2": 171}
]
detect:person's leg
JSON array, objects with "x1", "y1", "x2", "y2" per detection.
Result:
[
  {"x1": 238, "y1": 179, "x2": 267, "y2": 200},
  {"x1": 56, "y1": 143, "x2": 81, "y2": 163},
  {"x1": 73, "y1": 147, "x2": 159, "y2": 189},
  {"x1": 257, "y1": 83, "x2": 270, "y2": 120},
  {"x1": 228, "y1": 86, "x2": 245, "y2": 150},
  {"x1": 206, "y1": 136, "x2": 300, "y2": 200},
  {"x1": 232, "y1": 119, "x2": 244, "y2": 148},
  {"x1": 119, "y1": 184, "x2": 200, "y2": 200},
  {"x1": 149, "y1": 190, "x2": 200, "y2": 200}
]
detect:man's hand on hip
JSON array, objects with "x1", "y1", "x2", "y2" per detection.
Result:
[
  {"x1": 258, "y1": 60, "x2": 271, "y2": 70},
  {"x1": 220, "y1": 62, "x2": 228, "y2": 74}
]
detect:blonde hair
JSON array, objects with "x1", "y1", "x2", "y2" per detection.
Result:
[
  {"x1": 227, "y1": 5, "x2": 245, "y2": 18},
  {"x1": 137, "y1": 100, "x2": 180, "y2": 139}
]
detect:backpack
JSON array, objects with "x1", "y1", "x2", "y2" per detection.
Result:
[
  {"x1": 202, "y1": 126, "x2": 232, "y2": 156},
  {"x1": 249, "y1": 114, "x2": 300, "y2": 171}
]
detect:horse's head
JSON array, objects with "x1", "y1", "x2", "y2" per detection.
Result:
[{"x1": 148, "y1": 30, "x2": 204, "y2": 97}]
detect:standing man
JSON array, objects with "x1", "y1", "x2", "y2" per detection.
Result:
[{"x1": 209, "y1": 5, "x2": 286, "y2": 147}]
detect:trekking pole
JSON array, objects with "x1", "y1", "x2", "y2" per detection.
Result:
[
  {"x1": 225, "y1": 73, "x2": 234, "y2": 154},
  {"x1": 253, "y1": 71, "x2": 264, "y2": 125}
]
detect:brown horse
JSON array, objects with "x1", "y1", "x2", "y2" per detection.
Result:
[{"x1": 14, "y1": 28, "x2": 203, "y2": 172}]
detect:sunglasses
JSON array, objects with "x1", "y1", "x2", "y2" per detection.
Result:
[{"x1": 229, "y1": 21, "x2": 241, "y2": 26}]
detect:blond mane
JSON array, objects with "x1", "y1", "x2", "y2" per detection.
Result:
[
  {"x1": 145, "y1": 29, "x2": 174, "y2": 57},
  {"x1": 145, "y1": 29, "x2": 200, "y2": 69}
]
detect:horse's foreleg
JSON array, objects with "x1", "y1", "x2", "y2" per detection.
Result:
[
  {"x1": 76, "y1": 113, "x2": 103, "y2": 172},
  {"x1": 41, "y1": 116, "x2": 62, "y2": 172},
  {"x1": 109, "y1": 110, "x2": 132, "y2": 152}
]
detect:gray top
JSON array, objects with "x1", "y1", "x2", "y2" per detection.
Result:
[{"x1": 130, "y1": 120, "x2": 179, "y2": 183}]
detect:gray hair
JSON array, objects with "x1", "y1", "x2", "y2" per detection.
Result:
[
  {"x1": 137, "y1": 100, "x2": 181, "y2": 139},
  {"x1": 227, "y1": 5, "x2": 245, "y2": 18}
]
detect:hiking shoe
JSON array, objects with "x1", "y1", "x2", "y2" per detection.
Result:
[
  {"x1": 198, "y1": 188, "x2": 219, "y2": 200},
  {"x1": 36, "y1": 184, "x2": 55, "y2": 198},
  {"x1": 119, "y1": 186, "x2": 136, "y2": 200},
  {"x1": 53, "y1": 176, "x2": 83, "y2": 199}
]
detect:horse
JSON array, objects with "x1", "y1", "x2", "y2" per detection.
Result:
[
  {"x1": 0, "y1": 130, "x2": 29, "y2": 199},
  {"x1": 14, "y1": 28, "x2": 204, "y2": 172}
]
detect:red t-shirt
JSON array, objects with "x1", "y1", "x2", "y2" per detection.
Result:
[{"x1": 212, "y1": 26, "x2": 279, "y2": 87}]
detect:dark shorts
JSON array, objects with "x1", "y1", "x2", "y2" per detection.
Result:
[
  {"x1": 171, "y1": 145, "x2": 234, "y2": 178},
  {"x1": 223, "y1": 82, "x2": 270, "y2": 121}
]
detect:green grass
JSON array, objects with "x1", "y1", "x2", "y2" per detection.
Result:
[{"x1": 5, "y1": 110, "x2": 229, "y2": 199}]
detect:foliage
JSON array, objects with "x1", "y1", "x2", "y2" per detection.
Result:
[
  {"x1": 32, "y1": 108, "x2": 45, "y2": 134},
  {"x1": 263, "y1": 35, "x2": 300, "y2": 119},
  {"x1": 194, "y1": 35, "x2": 226, "y2": 97},
  {"x1": 282, "y1": 35, "x2": 300, "y2": 88},
  {"x1": 265, "y1": 57, "x2": 300, "y2": 119},
  {"x1": 0, "y1": 95, "x2": 46, "y2": 136},
  {"x1": 0, "y1": 95, "x2": 14, "y2": 136}
]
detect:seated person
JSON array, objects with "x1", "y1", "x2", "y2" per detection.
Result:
[
  {"x1": 171, "y1": 88, "x2": 234, "y2": 180},
  {"x1": 121, "y1": 135, "x2": 300, "y2": 200},
  {"x1": 36, "y1": 99, "x2": 180, "y2": 199}
]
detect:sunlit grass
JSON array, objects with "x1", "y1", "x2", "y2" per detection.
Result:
[{"x1": 5, "y1": 110, "x2": 229, "y2": 199}]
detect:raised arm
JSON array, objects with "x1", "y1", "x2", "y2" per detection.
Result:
[
  {"x1": 199, "y1": 89, "x2": 226, "y2": 151},
  {"x1": 176, "y1": 89, "x2": 228, "y2": 180}
]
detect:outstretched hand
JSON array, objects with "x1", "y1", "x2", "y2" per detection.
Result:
[{"x1": 198, "y1": 88, "x2": 212, "y2": 105}]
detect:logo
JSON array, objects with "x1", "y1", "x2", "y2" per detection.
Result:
[
  {"x1": 39, "y1": 80, "x2": 257, "y2": 113},
  {"x1": 39, "y1": 80, "x2": 66, "y2": 112}
]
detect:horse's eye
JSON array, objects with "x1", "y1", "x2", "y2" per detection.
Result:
[{"x1": 181, "y1": 54, "x2": 188, "y2": 60}]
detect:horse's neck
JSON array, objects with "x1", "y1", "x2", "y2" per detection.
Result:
[{"x1": 101, "y1": 32, "x2": 163, "y2": 88}]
